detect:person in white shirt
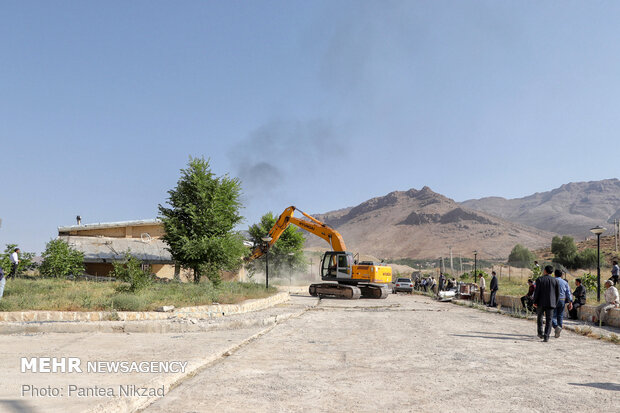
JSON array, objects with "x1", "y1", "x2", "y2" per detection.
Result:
[
  {"x1": 595, "y1": 280, "x2": 620, "y2": 326},
  {"x1": 478, "y1": 273, "x2": 486, "y2": 304},
  {"x1": 8, "y1": 248, "x2": 19, "y2": 279}
]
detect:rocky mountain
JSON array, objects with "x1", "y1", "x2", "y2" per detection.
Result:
[
  {"x1": 461, "y1": 178, "x2": 620, "y2": 237},
  {"x1": 305, "y1": 187, "x2": 554, "y2": 260}
]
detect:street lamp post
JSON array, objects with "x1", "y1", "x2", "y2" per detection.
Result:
[
  {"x1": 473, "y1": 250, "x2": 478, "y2": 280},
  {"x1": 590, "y1": 226, "x2": 606, "y2": 302},
  {"x1": 261, "y1": 236, "x2": 272, "y2": 289}
]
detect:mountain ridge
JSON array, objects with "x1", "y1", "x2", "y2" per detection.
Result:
[
  {"x1": 307, "y1": 187, "x2": 553, "y2": 259},
  {"x1": 461, "y1": 178, "x2": 620, "y2": 236}
]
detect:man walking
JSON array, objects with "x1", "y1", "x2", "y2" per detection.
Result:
[
  {"x1": 569, "y1": 278, "x2": 586, "y2": 320},
  {"x1": 552, "y1": 269, "x2": 572, "y2": 338},
  {"x1": 478, "y1": 273, "x2": 486, "y2": 304},
  {"x1": 488, "y1": 271, "x2": 498, "y2": 307},
  {"x1": 611, "y1": 260, "x2": 619, "y2": 285},
  {"x1": 533, "y1": 265, "x2": 560, "y2": 342},
  {"x1": 8, "y1": 248, "x2": 19, "y2": 279},
  {"x1": 594, "y1": 280, "x2": 619, "y2": 326}
]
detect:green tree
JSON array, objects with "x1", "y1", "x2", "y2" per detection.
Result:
[
  {"x1": 1, "y1": 244, "x2": 36, "y2": 275},
  {"x1": 551, "y1": 235, "x2": 578, "y2": 268},
  {"x1": 158, "y1": 157, "x2": 246, "y2": 284},
  {"x1": 573, "y1": 248, "x2": 598, "y2": 269},
  {"x1": 508, "y1": 244, "x2": 535, "y2": 268},
  {"x1": 40, "y1": 239, "x2": 85, "y2": 277},
  {"x1": 247, "y1": 212, "x2": 307, "y2": 278}
]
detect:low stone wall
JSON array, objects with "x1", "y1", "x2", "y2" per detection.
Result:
[
  {"x1": 482, "y1": 292, "x2": 620, "y2": 327},
  {"x1": 0, "y1": 292, "x2": 289, "y2": 323}
]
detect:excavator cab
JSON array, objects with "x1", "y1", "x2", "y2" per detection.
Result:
[{"x1": 320, "y1": 251, "x2": 353, "y2": 281}]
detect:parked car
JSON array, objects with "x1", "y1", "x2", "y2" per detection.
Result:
[{"x1": 392, "y1": 277, "x2": 413, "y2": 294}]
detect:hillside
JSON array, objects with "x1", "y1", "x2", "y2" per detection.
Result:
[
  {"x1": 306, "y1": 187, "x2": 554, "y2": 260},
  {"x1": 535, "y1": 235, "x2": 619, "y2": 266},
  {"x1": 461, "y1": 178, "x2": 620, "y2": 236}
]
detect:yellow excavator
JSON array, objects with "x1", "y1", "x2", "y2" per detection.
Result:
[{"x1": 248, "y1": 206, "x2": 392, "y2": 299}]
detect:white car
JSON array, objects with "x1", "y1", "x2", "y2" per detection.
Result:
[{"x1": 392, "y1": 278, "x2": 413, "y2": 294}]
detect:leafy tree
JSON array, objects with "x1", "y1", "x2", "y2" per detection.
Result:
[
  {"x1": 158, "y1": 157, "x2": 246, "y2": 284},
  {"x1": 508, "y1": 244, "x2": 535, "y2": 268},
  {"x1": 1, "y1": 244, "x2": 36, "y2": 275},
  {"x1": 247, "y1": 212, "x2": 307, "y2": 278},
  {"x1": 111, "y1": 251, "x2": 152, "y2": 291},
  {"x1": 40, "y1": 239, "x2": 85, "y2": 277},
  {"x1": 531, "y1": 264, "x2": 542, "y2": 280},
  {"x1": 551, "y1": 236, "x2": 578, "y2": 268},
  {"x1": 573, "y1": 248, "x2": 598, "y2": 269}
]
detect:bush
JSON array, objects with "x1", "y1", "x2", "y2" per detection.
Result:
[
  {"x1": 580, "y1": 272, "x2": 598, "y2": 293},
  {"x1": 110, "y1": 252, "x2": 152, "y2": 292},
  {"x1": 40, "y1": 239, "x2": 85, "y2": 278}
]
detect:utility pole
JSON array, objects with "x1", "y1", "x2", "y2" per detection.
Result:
[
  {"x1": 459, "y1": 255, "x2": 463, "y2": 274},
  {"x1": 449, "y1": 246, "x2": 454, "y2": 277},
  {"x1": 614, "y1": 218, "x2": 620, "y2": 252}
]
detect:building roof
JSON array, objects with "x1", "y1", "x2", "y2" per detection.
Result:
[
  {"x1": 58, "y1": 219, "x2": 161, "y2": 233},
  {"x1": 59, "y1": 235, "x2": 172, "y2": 264}
]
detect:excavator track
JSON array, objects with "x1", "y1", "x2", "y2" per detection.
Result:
[
  {"x1": 359, "y1": 284, "x2": 389, "y2": 299},
  {"x1": 309, "y1": 283, "x2": 362, "y2": 299}
]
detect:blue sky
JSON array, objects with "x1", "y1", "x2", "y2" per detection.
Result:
[{"x1": 2, "y1": 1, "x2": 620, "y2": 254}]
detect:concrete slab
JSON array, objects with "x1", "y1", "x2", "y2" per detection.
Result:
[{"x1": 0, "y1": 298, "x2": 315, "y2": 413}]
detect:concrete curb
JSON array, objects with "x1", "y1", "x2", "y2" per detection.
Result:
[
  {"x1": 0, "y1": 291, "x2": 289, "y2": 324},
  {"x1": 0, "y1": 309, "x2": 300, "y2": 335},
  {"x1": 87, "y1": 307, "x2": 309, "y2": 413},
  {"x1": 451, "y1": 298, "x2": 620, "y2": 341},
  {"x1": 479, "y1": 291, "x2": 620, "y2": 328}
]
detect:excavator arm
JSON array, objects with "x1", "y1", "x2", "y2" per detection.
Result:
[{"x1": 247, "y1": 206, "x2": 346, "y2": 261}]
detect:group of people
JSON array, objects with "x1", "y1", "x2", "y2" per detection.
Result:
[
  {"x1": 0, "y1": 248, "x2": 20, "y2": 301},
  {"x1": 477, "y1": 271, "x2": 499, "y2": 307},
  {"x1": 414, "y1": 273, "x2": 457, "y2": 294},
  {"x1": 530, "y1": 265, "x2": 619, "y2": 342}
]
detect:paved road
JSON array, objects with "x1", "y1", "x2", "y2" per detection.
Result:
[{"x1": 146, "y1": 293, "x2": 619, "y2": 413}]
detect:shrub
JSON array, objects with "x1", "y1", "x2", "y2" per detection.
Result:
[
  {"x1": 579, "y1": 272, "x2": 598, "y2": 293},
  {"x1": 40, "y1": 239, "x2": 85, "y2": 278},
  {"x1": 110, "y1": 252, "x2": 152, "y2": 292}
]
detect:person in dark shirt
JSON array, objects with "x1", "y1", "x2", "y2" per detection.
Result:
[
  {"x1": 521, "y1": 279, "x2": 536, "y2": 312},
  {"x1": 488, "y1": 271, "x2": 499, "y2": 307},
  {"x1": 568, "y1": 278, "x2": 586, "y2": 320},
  {"x1": 611, "y1": 261, "x2": 619, "y2": 285},
  {"x1": 533, "y1": 265, "x2": 560, "y2": 342}
]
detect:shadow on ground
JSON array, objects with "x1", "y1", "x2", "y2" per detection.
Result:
[{"x1": 568, "y1": 382, "x2": 620, "y2": 391}]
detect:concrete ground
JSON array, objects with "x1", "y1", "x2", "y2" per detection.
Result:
[
  {"x1": 1, "y1": 293, "x2": 618, "y2": 412},
  {"x1": 0, "y1": 298, "x2": 313, "y2": 413},
  {"x1": 146, "y1": 293, "x2": 619, "y2": 413}
]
